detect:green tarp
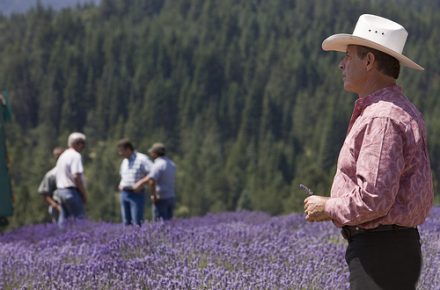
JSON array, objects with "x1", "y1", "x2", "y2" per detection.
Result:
[{"x1": 0, "y1": 91, "x2": 13, "y2": 218}]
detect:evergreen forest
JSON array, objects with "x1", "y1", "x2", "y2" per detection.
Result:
[{"x1": 1, "y1": 0, "x2": 440, "y2": 229}]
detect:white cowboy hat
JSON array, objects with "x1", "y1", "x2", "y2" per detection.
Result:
[{"x1": 322, "y1": 14, "x2": 423, "y2": 70}]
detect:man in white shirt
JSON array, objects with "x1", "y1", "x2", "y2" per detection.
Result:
[
  {"x1": 56, "y1": 132, "x2": 87, "y2": 223},
  {"x1": 117, "y1": 138, "x2": 152, "y2": 226}
]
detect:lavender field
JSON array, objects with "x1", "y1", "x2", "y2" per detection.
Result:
[{"x1": 1, "y1": 208, "x2": 439, "y2": 289}]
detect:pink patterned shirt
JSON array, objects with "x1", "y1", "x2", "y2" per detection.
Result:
[{"x1": 325, "y1": 85, "x2": 433, "y2": 229}]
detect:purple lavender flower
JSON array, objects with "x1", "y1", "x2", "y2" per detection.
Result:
[{"x1": 0, "y1": 208, "x2": 438, "y2": 289}]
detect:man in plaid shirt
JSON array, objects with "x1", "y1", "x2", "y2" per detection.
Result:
[{"x1": 117, "y1": 138, "x2": 153, "y2": 226}]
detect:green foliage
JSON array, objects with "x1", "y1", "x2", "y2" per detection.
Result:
[{"x1": 1, "y1": 0, "x2": 440, "y2": 229}]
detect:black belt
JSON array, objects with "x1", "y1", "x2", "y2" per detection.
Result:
[
  {"x1": 122, "y1": 188, "x2": 135, "y2": 193},
  {"x1": 121, "y1": 187, "x2": 144, "y2": 193},
  {"x1": 341, "y1": 224, "x2": 415, "y2": 241},
  {"x1": 64, "y1": 186, "x2": 78, "y2": 190}
]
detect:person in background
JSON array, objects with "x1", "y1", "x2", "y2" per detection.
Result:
[
  {"x1": 38, "y1": 147, "x2": 64, "y2": 223},
  {"x1": 133, "y1": 142, "x2": 176, "y2": 221},
  {"x1": 56, "y1": 132, "x2": 88, "y2": 223},
  {"x1": 303, "y1": 14, "x2": 433, "y2": 289},
  {"x1": 117, "y1": 138, "x2": 152, "y2": 226}
]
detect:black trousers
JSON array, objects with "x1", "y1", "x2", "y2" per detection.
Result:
[{"x1": 345, "y1": 228, "x2": 422, "y2": 290}]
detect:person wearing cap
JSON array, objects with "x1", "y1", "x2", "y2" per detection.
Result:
[
  {"x1": 133, "y1": 142, "x2": 176, "y2": 221},
  {"x1": 37, "y1": 147, "x2": 65, "y2": 223},
  {"x1": 56, "y1": 132, "x2": 88, "y2": 223},
  {"x1": 117, "y1": 138, "x2": 153, "y2": 226},
  {"x1": 303, "y1": 14, "x2": 433, "y2": 289}
]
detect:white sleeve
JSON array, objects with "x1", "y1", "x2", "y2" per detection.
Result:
[{"x1": 70, "y1": 154, "x2": 84, "y2": 175}]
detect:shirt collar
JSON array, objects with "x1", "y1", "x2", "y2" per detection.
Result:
[
  {"x1": 347, "y1": 85, "x2": 403, "y2": 135},
  {"x1": 355, "y1": 85, "x2": 402, "y2": 112},
  {"x1": 128, "y1": 151, "x2": 137, "y2": 162}
]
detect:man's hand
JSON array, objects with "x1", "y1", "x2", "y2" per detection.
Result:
[
  {"x1": 132, "y1": 181, "x2": 143, "y2": 192},
  {"x1": 148, "y1": 178, "x2": 157, "y2": 203},
  {"x1": 304, "y1": 195, "x2": 331, "y2": 222},
  {"x1": 150, "y1": 194, "x2": 158, "y2": 204},
  {"x1": 73, "y1": 173, "x2": 87, "y2": 204},
  {"x1": 45, "y1": 196, "x2": 63, "y2": 212},
  {"x1": 81, "y1": 192, "x2": 87, "y2": 204},
  {"x1": 133, "y1": 176, "x2": 148, "y2": 192}
]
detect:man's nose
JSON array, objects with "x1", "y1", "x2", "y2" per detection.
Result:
[{"x1": 339, "y1": 61, "x2": 344, "y2": 70}]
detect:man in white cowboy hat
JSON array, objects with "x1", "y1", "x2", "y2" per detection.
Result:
[{"x1": 303, "y1": 14, "x2": 433, "y2": 289}]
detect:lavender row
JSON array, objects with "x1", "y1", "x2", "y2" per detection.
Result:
[{"x1": 1, "y1": 208, "x2": 439, "y2": 289}]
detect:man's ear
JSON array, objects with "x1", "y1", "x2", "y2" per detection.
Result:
[{"x1": 365, "y1": 52, "x2": 376, "y2": 71}]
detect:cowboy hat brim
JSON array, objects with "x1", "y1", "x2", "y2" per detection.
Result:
[{"x1": 322, "y1": 33, "x2": 424, "y2": 71}]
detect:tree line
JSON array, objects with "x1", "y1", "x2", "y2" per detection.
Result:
[{"x1": 1, "y1": 0, "x2": 439, "y2": 229}]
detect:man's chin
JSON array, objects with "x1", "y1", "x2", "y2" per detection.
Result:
[{"x1": 343, "y1": 83, "x2": 356, "y2": 94}]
